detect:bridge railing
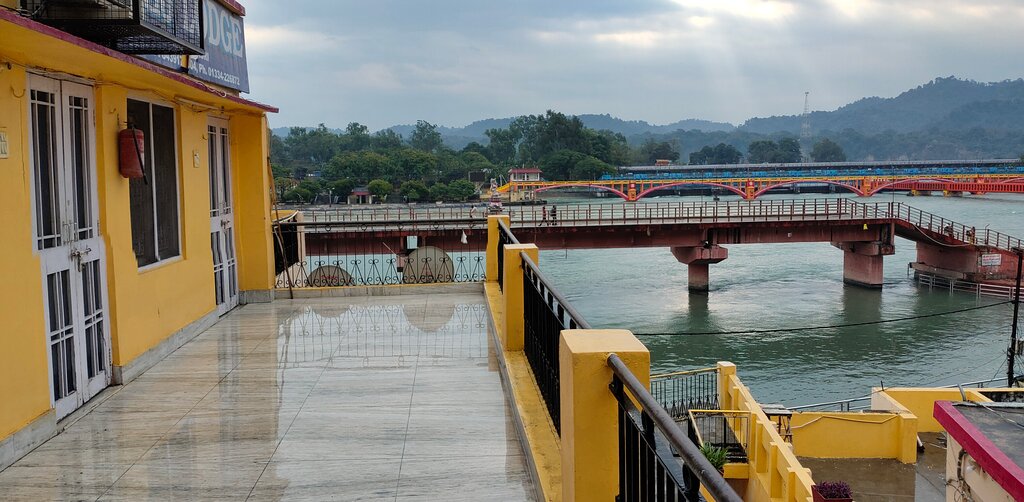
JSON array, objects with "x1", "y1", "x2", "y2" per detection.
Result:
[
  {"x1": 866, "y1": 201, "x2": 1024, "y2": 251},
  {"x1": 506, "y1": 198, "x2": 862, "y2": 226},
  {"x1": 272, "y1": 220, "x2": 486, "y2": 289}
]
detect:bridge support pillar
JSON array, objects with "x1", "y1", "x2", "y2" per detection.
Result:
[
  {"x1": 672, "y1": 245, "x2": 728, "y2": 293},
  {"x1": 833, "y1": 242, "x2": 894, "y2": 289}
]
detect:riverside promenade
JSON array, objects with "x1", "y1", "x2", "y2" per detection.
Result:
[{"x1": 0, "y1": 289, "x2": 535, "y2": 501}]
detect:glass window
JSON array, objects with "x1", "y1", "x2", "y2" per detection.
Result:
[{"x1": 127, "y1": 99, "x2": 180, "y2": 267}]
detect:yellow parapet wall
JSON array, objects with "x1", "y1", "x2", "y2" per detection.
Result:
[
  {"x1": 790, "y1": 411, "x2": 916, "y2": 463},
  {"x1": 718, "y1": 363, "x2": 815, "y2": 502},
  {"x1": 874, "y1": 387, "x2": 990, "y2": 433}
]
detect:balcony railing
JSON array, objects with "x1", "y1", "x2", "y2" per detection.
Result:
[
  {"x1": 651, "y1": 367, "x2": 719, "y2": 421},
  {"x1": 273, "y1": 220, "x2": 484, "y2": 289},
  {"x1": 495, "y1": 219, "x2": 518, "y2": 291},
  {"x1": 610, "y1": 355, "x2": 742, "y2": 502},
  {"x1": 688, "y1": 410, "x2": 752, "y2": 464},
  {"x1": 522, "y1": 253, "x2": 590, "y2": 435}
]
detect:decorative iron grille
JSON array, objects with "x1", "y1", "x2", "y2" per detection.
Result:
[{"x1": 24, "y1": 0, "x2": 204, "y2": 55}]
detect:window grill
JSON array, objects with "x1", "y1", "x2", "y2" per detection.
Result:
[{"x1": 23, "y1": 0, "x2": 204, "y2": 55}]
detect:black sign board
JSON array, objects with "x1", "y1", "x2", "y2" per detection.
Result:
[{"x1": 187, "y1": 0, "x2": 250, "y2": 92}]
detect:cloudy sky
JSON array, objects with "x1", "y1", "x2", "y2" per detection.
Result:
[{"x1": 241, "y1": 0, "x2": 1024, "y2": 131}]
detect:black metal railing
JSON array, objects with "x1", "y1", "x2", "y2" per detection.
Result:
[
  {"x1": 688, "y1": 410, "x2": 751, "y2": 464},
  {"x1": 651, "y1": 368, "x2": 720, "y2": 421},
  {"x1": 273, "y1": 222, "x2": 485, "y2": 288},
  {"x1": 609, "y1": 354, "x2": 741, "y2": 502},
  {"x1": 522, "y1": 254, "x2": 590, "y2": 435},
  {"x1": 496, "y1": 219, "x2": 518, "y2": 291}
]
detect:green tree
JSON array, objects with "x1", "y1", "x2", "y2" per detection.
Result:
[
  {"x1": 447, "y1": 179, "x2": 477, "y2": 201},
  {"x1": 410, "y1": 120, "x2": 443, "y2": 153},
  {"x1": 540, "y1": 149, "x2": 588, "y2": 180},
  {"x1": 283, "y1": 187, "x2": 313, "y2": 204},
  {"x1": 399, "y1": 180, "x2": 430, "y2": 202},
  {"x1": 367, "y1": 179, "x2": 393, "y2": 201},
  {"x1": 273, "y1": 177, "x2": 297, "y2": 201},
  {"x1": 747, "y1": 140, "x2": 777, "y2": 163},
  {"x1": 639, "y1": 139, "x2": 680, "y2": 164},
  {"x1": 372, "y1": 129, "x2": 404, "y2": 150},
  {"x1": 690, "y1": 143, "x2": 742, "y2": 164},
  {"x1": 324, "y1": 151, "x2": 396, "y2": 183},
  {"x1": 484, "y1": 127, "x2": 520, "y2": 165},
  {"x1": 328, "y1": 179, "x2": 355, "y2": 201},
  {"x1": 394, "y1": 148, "x2": 438, "y2": 181},
  {"x1": 775, "y1": 138, "x2": 802, "y2": 163},
  {"x1": 811, "y1": 138, "x2": 848, "y2": 162},
  {"x1": 429, "y1": 182, "x2": 450, "y2": 202},
  {"x1": 571, "y1": 156, "x2": 614, "y2": 180}
]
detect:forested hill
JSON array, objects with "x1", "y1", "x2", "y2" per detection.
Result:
[
  {"x1": 740, "y1": 77, "x2": 1024, "y2": 134},
  {"x1": 379, "y1": 115, "x2": 733, "y2": 148}
]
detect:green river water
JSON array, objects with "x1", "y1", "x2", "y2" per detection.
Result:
[{"x1": 537, "y1": 193, "x2": 1024, "y2": 406}]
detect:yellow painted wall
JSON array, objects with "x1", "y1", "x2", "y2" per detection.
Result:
[
  {"x1": 96, "y1": 87, "x2": 219, "y2": 366},
  {"x1": 718, "y1": 363, "x2": 815, "y2": 502},
  {"x1": 0, "y1": 0, "x2": 14, "y2": 8},
  {"x1": 0, "y1": 64, "x2": 53, "y2": 439},
  {"x1": 232, "y1": 114, "x2": 274, "y2": 291},
  {"x1": 0, "y1": 16, "x2": 275, "y2": 444},
  {"x1": 790, "y1": 412, "x2": 907, "y2": 460},
  {"x1": 876, "y1": 388, "x2": 989, "y2": 433}
]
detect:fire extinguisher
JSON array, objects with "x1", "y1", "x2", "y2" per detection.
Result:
[{"x1": 118, "y1": 126, "x2": 148, "y2": 184}]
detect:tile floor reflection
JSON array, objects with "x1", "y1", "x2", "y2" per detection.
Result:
[{"x1": 0, "y1": 291, "x2": 535, "y2": 501}]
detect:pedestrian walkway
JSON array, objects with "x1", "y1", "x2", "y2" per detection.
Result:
[{"x1": 0, "y1": 290, "x2": 535, "y2": 501}]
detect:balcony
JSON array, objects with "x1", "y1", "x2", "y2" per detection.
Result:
[{"x1": 22, "y1": 0, "x2": 203, "y2": 54}]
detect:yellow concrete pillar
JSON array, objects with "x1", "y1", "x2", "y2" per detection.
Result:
[
  {"x1": 559, "y1": 329, "x2": 650, "y2": 502},
  {"x1": 717, "y1": 361, "x2": 736, "y2": 409},
  {"x1": 486, "y1": 214, "x2": 510, "y2": 282},
  {"x1": 501, "y1": 243, "x2": 538, "y2": 351}
]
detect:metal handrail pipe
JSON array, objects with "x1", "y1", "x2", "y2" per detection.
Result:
[
  {"x1": 519, "y1": 253, "x2": 591, "y2": 330},
  {"x1": 650, "y1": 367, "x2": 719, "y2": 379},
  {"x1": 607, "y1": 354, "x2": 743, "y2": 502},
  {"x1": 498, "y1": 219, "x2": 521, "y2": 245}
]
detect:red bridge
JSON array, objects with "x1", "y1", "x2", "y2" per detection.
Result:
[{"x1": 289, "y1": 199, "x2": 1023, "y2": 292}]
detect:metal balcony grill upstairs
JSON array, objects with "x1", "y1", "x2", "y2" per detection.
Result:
[{"x1": 23, "y1": 0, "x2": 204, "y2": 55}]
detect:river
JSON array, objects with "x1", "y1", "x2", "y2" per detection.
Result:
[{"x1": 536, "y1": 192, "x2": 1024, "y2": 406}]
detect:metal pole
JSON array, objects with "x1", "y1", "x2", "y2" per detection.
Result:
[{"x1": 1009, "y1": 249, "x2": 1022, "y2": 387}]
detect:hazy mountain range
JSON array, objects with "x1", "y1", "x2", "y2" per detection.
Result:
[{"x1": 272, "y1": 77, "x2": 1024, "y2": 157}]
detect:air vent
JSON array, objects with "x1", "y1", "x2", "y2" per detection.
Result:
[{"x1": 23, "y1": 0, "x2": 204, "y2": 55}]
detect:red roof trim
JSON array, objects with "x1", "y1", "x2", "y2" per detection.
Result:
[
  {"x1": 510, "y1": 168, "x2": 542, "y2": 173},
  {"x1": 1, "y1": 9, "x2": 276, "y2": 113},
  {"x1": 934, "y1": 401, "x2": 1024, "y2": 500},
  {"x1": 216, "y1": 0, "x2": 247, "y2": 16}
]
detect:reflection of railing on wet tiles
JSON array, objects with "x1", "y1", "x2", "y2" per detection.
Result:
[{"x1": 276, "y1": 304, "x2": 490, "y2": 364}]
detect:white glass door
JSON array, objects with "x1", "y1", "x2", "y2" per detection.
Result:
[
  {"x1": 29, "y1": 75, "x2": 109, "y2": 419},
  {"x1": 208, "y1": 118, "x2": 238, "y2": 315}
]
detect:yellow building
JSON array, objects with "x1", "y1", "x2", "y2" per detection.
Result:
[{"x1": 0, "y1": 0, "x2": 276, "y2": 469}]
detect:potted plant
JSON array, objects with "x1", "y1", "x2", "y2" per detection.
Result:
[
  {"x1": 812, "y1": 481, "x2": 853, "y2": 502},
  {"x1": 699, "y1": 442, "x2": 728, "y2": 473}
]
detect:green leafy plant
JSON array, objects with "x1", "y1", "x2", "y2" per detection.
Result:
[{"x1": 699, "y1": 442, "x2": 728, "y2": 472}]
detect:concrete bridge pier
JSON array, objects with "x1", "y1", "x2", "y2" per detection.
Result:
[
  {"x1": 671, "y1": 245, "x2": 729, "y2": 293},
  {"x1": 833, "y1": 242, "x2": 895, "y2": 288}
]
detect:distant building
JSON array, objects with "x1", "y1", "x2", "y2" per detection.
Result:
[
  {"x1": 348, "y1": 187, "x2": 375, "y2": 204},
  {"x1": 510, "y1": 167, "x2": 543, "y2": 183}
]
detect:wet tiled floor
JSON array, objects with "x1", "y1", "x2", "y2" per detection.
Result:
[{"x1": 0, "y1": 290, "x2": 535, "y2": 501}]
